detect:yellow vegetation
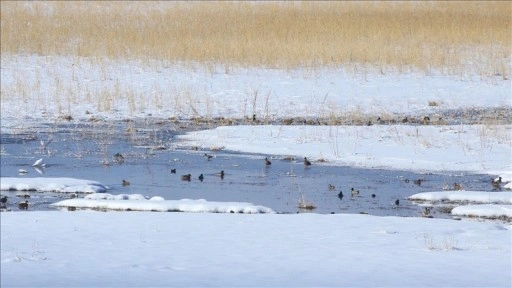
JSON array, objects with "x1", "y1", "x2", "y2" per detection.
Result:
[{"x1": 1, "y1": 1, "x2": 510, "y2": 75}]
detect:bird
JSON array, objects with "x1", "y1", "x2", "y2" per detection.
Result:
[
  {"x1": 371, "y1": 194, "x2": 376, "y2": 198},
  {"x1": 492, "y1": 179, "x2": 501, "y2": 190},
  {"x1": 395, "y1": 199, "x2": 400, "y2": 206},
  {"x1": 328, "y1": 184, "x2": 336, "y2": 191},
  {"x1": 338, "y1": 191, "x2": 344, "y2": 199},
  {"x1": 303, "y1": 157, "x2": 312, "y2": 166},
  {"x1": 113, "y1": 153, "x2": 124, "y2": 163},
  {"x1": 492, "y1": 177, "x2": 502, "y2": 184},
  {"x1": 265, "y1": 157, "x2": 272, "y2": 166},
  {"x1": 18, "y1": 200, "x2": 29, "y2": 210},
  {"x1": 422, "y1": 207, "x2": 431, "y2": 217},
  {"x1": 181, "y1": 174, "x2": 192, "y2": 181},
  {"x1": 18, "y1": 169, "x2": 28, "y2": 175},
  {"x1": 32, "y1": 158, "x2": 44, "y2": 167},
  {"x1": 215, "y1": 170, "x2": 225, "y2": 179},
  {"x1": 453, "y1": 183, "x2": 462, "y2": 190},
  {"x1": 198, "y1": 174, "x2": 204, "y2": 182},
  {"x1": 351, "y1": 188, "x2": 360, "y2": 196},
  {"x1": 1, "y1": 196, "x2": 7, "y2": 205},
  {"x1": 204, "y1": 153, "x2": 213, "y2": 161},
  {"x1": 122, "y1": 180, "x2": 130, "y2": 186},
  {"x1": 421, "y1": 116, "x2": 431, "y2": 125},
  {"x1": 413, "y1": 179, "x2": 423, "y2": 186},
  {"x1": 170, "y1": 168, "x2": 176, "y2": 174}
]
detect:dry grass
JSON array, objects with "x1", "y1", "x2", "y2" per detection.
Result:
[{"x1": 1, "y1": 1, "x2": 510, "y2": 75}]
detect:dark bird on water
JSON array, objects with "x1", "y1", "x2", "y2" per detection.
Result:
[
  {"x1": 122, "y1": 180, "x2": 130, "y2": 186},
  {"x1": 205, "y1": 153, "x2": 213, "y2": 161},
  {"x1": 395, "y1": 199, "x2": 400, "y2": 206},
  {"x1": 492, "y1": 177, "x2": 502, "y2": 190},
  {"x1": 1, "y1": 196, "x2": 7, "y2": 205},
  {"x1": 18, "y1": 200, "x2": 29, "y2": 210},
  {"x1": 338, "y1": 191, "x2": 344, "y2": 199},
  {"x1": 265, "y1": 157, "x2": 272, "y2": 166},
  {"x1": 181, "y1": 174, "x2": 192, "y2": 181},
  {"x1": 170, "y1": 168, "x2": 176, "y2": 174},
  {"x1": 198, "y1": 174, "x2": 204, "y2": 182},
  {"x1": 303, "y1": 157, "x2": 312, "y2": 166},
  {"x1": 371, "y1": 194, "x2": 376, "y2": 198},
  {"x1": 215, "y1": 170, "x2": 225, "y2": 180},
  {"x1": 413, "y1": 179, "x2": 423, "y2": 186}
]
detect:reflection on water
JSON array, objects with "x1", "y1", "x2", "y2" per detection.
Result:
[{"x1": 0, "y1": 121, "x2": 495, "y2": 217}]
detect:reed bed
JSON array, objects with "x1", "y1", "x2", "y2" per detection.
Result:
[{"x1": 1, "y1": 1, "x2": 510, "y2": 75}]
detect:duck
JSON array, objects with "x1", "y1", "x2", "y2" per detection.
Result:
[
  {"x1": 338, "y1": 191, "x2": 344, "y2": 199},
  {"x1": 204, "y1": 153, "x2": 213, "y2": 161},
  {"x1": 113, "y1": 153, "x2": 124, "y2": 163},
  {"x1": 328, "y1": 184, "x2": 336, "y2": 191},
  {"x1": 413, "y1": 179, "x2": 423, "y2": 186},
  {"x1": 303, "y1": 157, "x2": 312, "y2": 166},
  {"x1": 122, "y1": 180, "x2": 130, "y2": 186},
  {"x1": 395, "y1": 199, "x2": 400, "y2": 206},
  {"x1": 1, "y1": 196, "x2": 7, "y2": 205},
  {"x1": 181, "y1": 174, "x2": 192, "y2": 181},
  {"x1": 422, "y1": 207, "x2": 431, "y2": 217},
  {"x1": 351, "y1": 188, "x2": 360, "y2": 196},
  {"x1": 371, "y1": 194, "x2": 376, "y2": 198},
  {"x1": 18, "y1": 200, "x2": 29, "y2": 210},
  {"x1": 421, "y1": 116, "x2": 431, "y2": 125},
  {"x1": 453, "y1": 183, "x2": 462, "y2": 190},
  {"x1": 492, "y1": 176, "x2": 502, "y2": 184},
  {"x1": 170, "y1": 168, "x2": 176, "y2": 174},
  {"x1": 215, "y1": 170, "x2": 225, "y2": 179},
  {"x1": 198, "y1": 174, "x2": 204, "y2": 182},
  {"x1": 265, "y1": 157, "x2": 272, "y2": 166}
]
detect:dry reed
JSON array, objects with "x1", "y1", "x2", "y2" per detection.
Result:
[{"x1": 1, "y1": 1, "x2": 510, "y2": 75}]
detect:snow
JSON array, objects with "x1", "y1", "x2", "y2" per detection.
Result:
[
  {"x1": 1, "y1": 211, "x2": 511, "y2": 287},
  {"x1": 1, "y1": 54, "x2": 510, "y2": 127},
  {"x1": 1, "y1": 53, "x2": 511, "y2": 286},
  {"x1": 451, "y1": 204, "x2": 512, "y2": 219},
  {"x1": 177, "y1": 124, "x2": 512, "y2": 175},
  {"x1": 408, "y1": 191, "x2": 512, "y2": 204},
  {"x1": 51, "y1": 194, "x2": 275, "y2": 214},
  {"x1": 0, "y1": 177, "x2": 108, "y2": 193}
]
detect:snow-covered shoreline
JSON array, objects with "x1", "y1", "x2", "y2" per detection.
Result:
[{"x1": 2, "y1": 211, "x2": 511, "y2": 287}]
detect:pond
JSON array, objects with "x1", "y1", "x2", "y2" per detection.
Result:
[{"x1": 0, "y1": 120, "x2": 495, "y2": 217}]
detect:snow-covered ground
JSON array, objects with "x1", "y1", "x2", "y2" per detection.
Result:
[
  {"x1": 1, "y1": 54, "x2": 510, "y2": 125},
  {"x1": 1, "y1": 54, "x2": 511, "y2": 286},
  {"x1": 177, "y1": 124, "x2": 512, "y2": 176},
  {"x1": 2, "y1": 211, "x2": 511, "y2": 287}
]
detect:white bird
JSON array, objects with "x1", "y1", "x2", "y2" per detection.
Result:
[
  {"x1": 32, "y1": 158, "x2": 44, "y2": 167},
  {"x1": 40, "y1": 137, "x2": 53, "y2": 150}
]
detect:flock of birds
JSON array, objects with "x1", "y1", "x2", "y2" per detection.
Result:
[
  {"x1": 120, "y1": 154, "x2": 312, "y2": 186},
  {"x1": 2, "y1": 152, "x2": 506, "y2": 212}
]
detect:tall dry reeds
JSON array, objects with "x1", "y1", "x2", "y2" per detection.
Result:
[{"x1": 1, "y1": 1, "x2": 510, "y2": 75}]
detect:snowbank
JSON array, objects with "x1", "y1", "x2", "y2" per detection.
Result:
[
  {"x1": 451, "y1": 204, "x2": 512, "y2": 219},
  {"x1": 408, "y1": 191, "x2": 512, "y2": 204},
  {"x1": 177, "y1": 125, "x2": 512, "y2": 175},
  {"x1": 51, "y1": 194, "x2": 275, "y2": 214},
  {"x1": 0, "y1": 177, "x2": 108, "y2": 193}
]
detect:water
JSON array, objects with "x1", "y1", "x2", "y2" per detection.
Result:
[{"x1": 0, "y1": 120, "x2": 495, "y2": 217}]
